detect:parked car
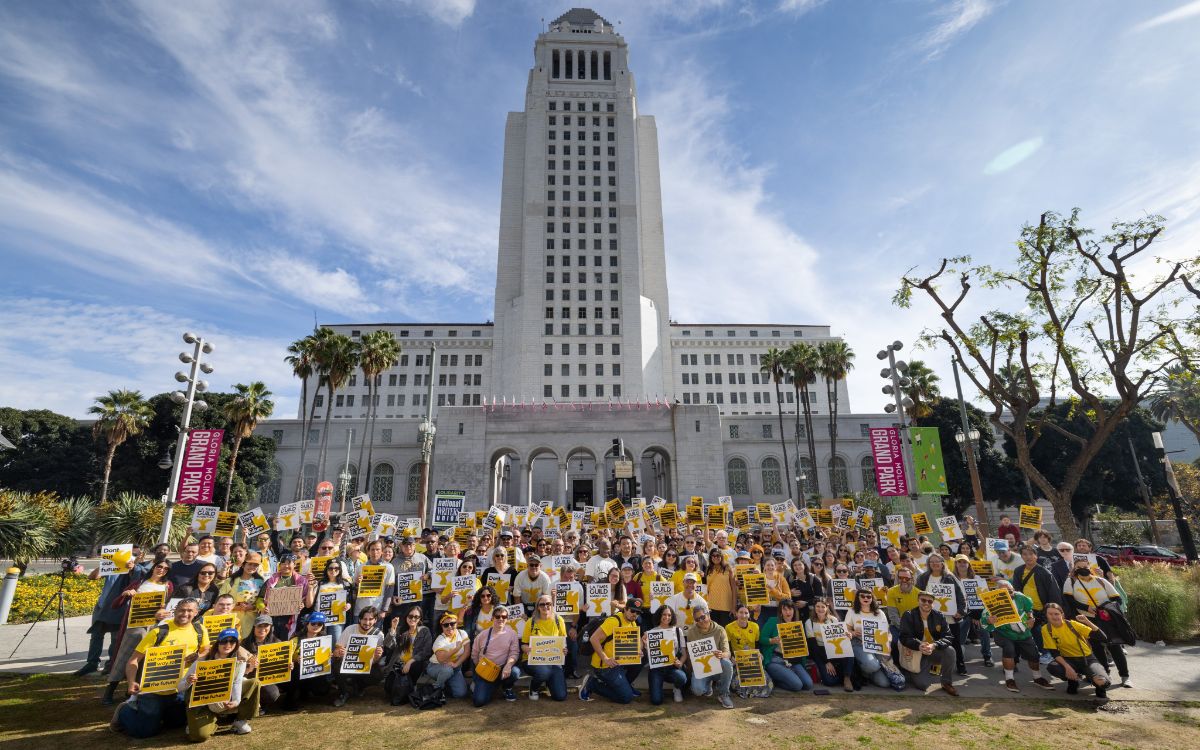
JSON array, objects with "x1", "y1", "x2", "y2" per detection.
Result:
[{"x1": 1094, "y1": 544, "x2": 1190, "y2": 566}]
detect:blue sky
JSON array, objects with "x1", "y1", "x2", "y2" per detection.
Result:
[{"x1": 1, "y1": 0, "x2": 1198, "y2": 419}]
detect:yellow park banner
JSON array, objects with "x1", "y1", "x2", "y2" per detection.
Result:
[
  {"x1": 189, "y1": 658, "x2": 236, "y2": 708},
  {"x1": 776, "y1": 621, "x2": 809, "y2": 659},
  {"x1": 980, "y1": 588, "x2": 1021, "y2": 627},
  {"x1": 358, "y1": 565, "x2": 387, "y2": 599},
  {"x1": 127, "y1": 590, "x2": 167, "y2": 629},
  {"x1": 741, "y1": 572, "x2": 769, "y2": 607},
  {"x1": 734, "y1": 649, "x2": 766, "y2": 688},
  {"x1": 202, "y1": 613, "x2": 238, "y2": 645},
  {"x1": 256, "y1": 641, "x2": 292, "y2": 686},
  {"x1": 911, "y1": 512, "x2": 933, "y2": 535},
  {"x1": 140, "y1": 644, "x2": 186, "y2": 694},
  {"x1": 613, "y1": 625, "x2": 641, "y2": 665},
  {"x1": 1018, "y1": 504, "x2": 1043, "y2": 529}
]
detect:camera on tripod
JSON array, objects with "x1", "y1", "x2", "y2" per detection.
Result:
[{"x1": 60, "y1": 557, "x2": 78, "y2": 573}]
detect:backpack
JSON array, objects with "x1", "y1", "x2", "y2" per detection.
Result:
[
  {"x1": 152, "y1": 621, "x2": 205, "y2": 647},
  {"x1": 409, "y1": 683, "x2": 446, "y2": 710},
  {"x1": 580, "y1": 615, "x2": 620, "y2": 657}
]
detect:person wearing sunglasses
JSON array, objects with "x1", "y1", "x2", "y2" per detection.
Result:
[
  {"x1": 179, "y1": 627, "x2": 258, "y2": 740},
  {"x1": 101, "y1": 557, "x2": 174, "y2": 704},
  {"x1": 582, "y1": 598, "x2": 644, "y2": 704},
  {"x1": 425, "y1": 613, "x2": 470, "y2": 700},
  {"x1": 844, "y1": 590, "x2": 901, "y2": 690},
  {"x1": 470, "y1": 606, "x2": 522, "y2": 706},
  {"x1": 685, "y1": 604, "x2": 735, "y2": 708},
  {"x1": 384, "y1": 604, "x2": 433, "y2": 706},
  {"x1": 221, "y1": 552, "x2": 267, "y2": 638},
  {"x1": 899, "y1": 592, "x2": 960, "y2": 695},
  {"x1": 521, "y1": 595, "x2": 569, "y2": 701},
  {"x1": 180, "y1": 563, "x2": 221, "y2": 614}
]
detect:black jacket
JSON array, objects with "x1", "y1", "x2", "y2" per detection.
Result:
[
  {"x1": 899, "y1": 608, "x2": 954, "y2": 651},
  {"x1": 914, "y1": 571, "x2": 966, "y2": 616},
  {"x1": 1011, "y1": 563, "x2": 1063, "y2": 612}
]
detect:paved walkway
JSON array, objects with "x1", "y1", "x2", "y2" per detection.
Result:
[{"x1": 2, "y1": 614, "x2": 1198, "y2": 702}]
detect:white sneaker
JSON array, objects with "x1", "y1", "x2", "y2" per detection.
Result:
[
  {"x1": 673, "y1": 687, "x2": 683, "y2": 703},
  {"x1": 232, "y1": 720, "x2": 252, "y2": 735},
  {"x1": 529, "y1": 690, "x2": 540, "y2": 701}
]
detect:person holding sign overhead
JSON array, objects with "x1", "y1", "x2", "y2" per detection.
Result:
[
  {"x1": 179, "y1": 627, "x2": 259, "y2": 740},
  {"x1": 684, "y1": 604, "x2": 735, "y2": 708},
  {"x1": 898, "y1": 591, "x2": 959, "y2": 695}
]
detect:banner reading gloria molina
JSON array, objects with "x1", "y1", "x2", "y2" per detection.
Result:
[
  {"x1": 175, "y1": 429, "x2": 224, "y2": 505},
  {"x1": 869, "y1": 427, "x2": 909, "y2": 497}
]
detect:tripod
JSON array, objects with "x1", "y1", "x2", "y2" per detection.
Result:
[{"x1": 8, "y1": 568, "x2": 70, "y2": 659}]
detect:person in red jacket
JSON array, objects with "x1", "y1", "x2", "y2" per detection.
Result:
[{"x1": 995, "y1": 515, "x2": 1022, "y2": 544}]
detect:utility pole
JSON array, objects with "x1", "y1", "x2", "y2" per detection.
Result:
[
  {"x1": 416, "y1": 346, "x2": 437, "y2": 528},
  {"x1": 1153, "y1": 432, "x2": 1197, "y2": 562},
  {"x1": 158, "y1": 333, "x2": 213, "y2": 545},
  {"x1": 952, "y1": 356, "x2": 991, "y2": 540},
  {"x1": 1127, "y1": 434, "x2": 1161, "y2": 544}
]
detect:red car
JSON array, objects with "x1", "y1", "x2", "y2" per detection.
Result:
[{"x1": 1094, "y1": 544, "x2": 1190, "y2": 567}]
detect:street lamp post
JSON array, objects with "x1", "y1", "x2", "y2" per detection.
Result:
[
  {"x1": 338, "y1": 428, "x2": 354, "y2": 514},
  {"x1": 1152, "y1": 432, "x2": 1197, "y2": 562},
  {"x1": 951, "y1": 356, "x2": 991, "y2": 539},
  {"x1": 877, "y1": 341, "x2": 917, "y2": 512},
  {"x1": 416, "y1": 346, "x2": 437, "y2": 528},
  {"x1": 158, "y1": 333, "x2": 213, "y2": 545}
]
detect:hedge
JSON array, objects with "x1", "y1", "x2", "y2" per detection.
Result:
[
  {"x1": 8, "y1": 573, "x2": 102, "y2": 624},
  {"x1": 1118, "y1": 563, "x2": 1200, "y2": 642}
]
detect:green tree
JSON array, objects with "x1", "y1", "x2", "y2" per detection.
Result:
[
  {"x1": 902, "y1": 360, "x2": 941, "y2": 419},
  {"x1": 285, "y1": 332, "x2": 319, "y2": 501},
  {"x1": 759, "y1": 348, "x2": 793, "y2": 495},
  {"x1": 895, "y1": 210, "x2": 1195, "y2": 538},
  {"x1": 818, "y1": 340, "x2": 855, "y2": 495},
  {"x1": 1149, "y1": 365, "x2": 1200, "y2": 448},
  {"x1": 88, "y1": 389, "x2": 153, "y2": 503},
  {"x1": 313, "y1": 329, "x2": 360, "y2": 485},
  {"x1": 0, "y1": 408, "x2": 95, "y2": 496},
  {"x1": 356, "y1": 330, "x2": 402, "y2": 492},
  {"x1": 784, "y1": 342, "x2": 821, "y2": 500},
  {"x1": 222, "y1": 382, "x2": 275, "y2": 511}
]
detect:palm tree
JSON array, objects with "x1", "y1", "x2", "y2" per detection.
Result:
[
  {"x1": 314, "y1": 331, "x2": 360, "y2": 486},
  {"x1": 759, "y1": 348, "x2": 793, "y2": 495},
  {"x1": 222, "y1": 381, "x2": 275, "y2": 511},
  {"x1": 818, "y1": 341, "x2": 855, "y2": 496},
  {"x1": 356, "y1": 330, "x2": 402, "y2": 493},
  {"x1": 903, "y1": 360, "x2": 941, "y2": 418},
  {"x1": 1149, "y1": 365, "x2": 1200, "y2": 447},
  {"x1": 88, "y1": 389, "x2": 154, "y2": 503},
  {"x1": 785, "y1": 342, "x2": 821, "y2": 500},
  {"x1": 285, "y1": 333, "x2": 319, "y2": 501}
]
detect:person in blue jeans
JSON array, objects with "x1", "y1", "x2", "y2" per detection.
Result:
[
  {"x1": 521, "y1": 595, "x2": 568, "y2": 701},
  {"x1": 643, "y1": 605, "x2": 689, "y2": 704},
  {"x1": 581, "y1": 599, "x2": 644, "y2": 703},
  {"x1": 952, "y1": 556, "x2": 994, "y2": 668},
  {"x1": 425, "y1": 613, "x2": 470, "y2": 699},
  {"x1": 470, "y1": 608, "x2": 523, "y2": 706},
  {"x1": 684, "y1": 605, "x2": 735, "y2": 708},
  {"x1": 759, "y1": 599, "x2": 813, "y2": 692},
  {"x1": 807, "y1": 599, "x2": 854, "y2": 691}
]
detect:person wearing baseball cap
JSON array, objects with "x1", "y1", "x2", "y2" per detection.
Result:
[
  {"x1": 240, "y1": 613, "x2": 283, "y2": 709},
  {"x1": 181, "y1": 627, "x2": 260, "y2": 739},
  {"x1": 514, "y1": 554, "x2": 552, "y2": 617},
  {"x1": 581, "y1": 598, "x2": 644, "y2": 704},
  {"x1": 221, "y1": 551, "x2": 266, "y2": 636},
  {"x1": 280, "y1": 612, "x2": 329, "y2": 712}
]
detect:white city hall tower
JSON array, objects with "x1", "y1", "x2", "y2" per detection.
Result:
[
  {"x1": 493, "y1": 9, "x2": 672, "y2": 403},
  {"x1": 256, "y1": 9, "x2": 894, "y2": 516}
]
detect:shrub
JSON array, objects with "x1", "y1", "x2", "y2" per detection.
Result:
[
  {"x1": 8, "y1": 573, "x2": 103, "y2": 624},
  {"x1": 96, "y1": 492, "x2": 188, "y2": 548},
  {"x1": 1118, "y1": 563, "x2": 1199, "y2": 642}
]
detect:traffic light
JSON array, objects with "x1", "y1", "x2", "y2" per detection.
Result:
[
  {"x1": 605, "y1": 479, "x2": 618, "y2": 499},
  {"x1": 629, "y1": 476, "x2": 639, "y2": 498}
]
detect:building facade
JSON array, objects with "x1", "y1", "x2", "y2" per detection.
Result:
[{"x1": 255, "y1": 10, "x2": 893, "y2": 515}]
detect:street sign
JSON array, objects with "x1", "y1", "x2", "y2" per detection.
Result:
[{"x1": 614, "y1": 460, "x2": 634, "y2": 479}]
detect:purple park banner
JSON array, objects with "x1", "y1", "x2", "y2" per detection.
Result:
[
  {"x1": 869, "y1": 427, "x2": 909, "y2": 497},
  {"x1": 175, "y1": 429, "x2": 224, "y2": 505}
]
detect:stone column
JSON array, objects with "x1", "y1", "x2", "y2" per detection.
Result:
[{"x1": 558, "y1": 462, "x2": 569, "y2": 507}]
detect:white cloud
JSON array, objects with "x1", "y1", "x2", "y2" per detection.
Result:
[
  {"x1": 983, "y1": 136, "x2": 1044, "y2": 175},
  {"x1": 918, "y1": 0, "x2": 996, "y2": 60},
  {"x1": 395, "y1": 0, "x2": 477, "y2": 27},
  {"x1": 777, "y1": 0, "x2": 828, "y2": 14},
  {"x1": 259, "y1": 253, "x2": 382, "y2": 317},
  {"x1": 0, "y1": 298, "x2": 299, "y2": 419},
  {"x1": 394, "y1": 67, "x2": 424, "y2": 96},
  {"x1": 1131, "y1": 0, "x2": 1200, "y2": 33}
]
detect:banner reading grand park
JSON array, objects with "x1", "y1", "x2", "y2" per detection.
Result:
[
  {"x1": 869, "y1": 427, "x2": 909, "y2": 497},
  {"x1": 175, "y1": 429, "x2": 224, "y2": 505}
]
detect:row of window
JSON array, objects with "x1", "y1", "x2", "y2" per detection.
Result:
[
  {"x1": 544, "y1": 323, "x2": 621, "y2": 336},
  {"x1": 679, "y1": 329, "x2": 806, "y2": 338},
  {"x1": 549, "y1": 49, "x2": 613, "y2": 81},
  {"x1": 543, "y1": 363, "x2": 622, "y2": 377},
  {"x1": 545, "y1": 272, "x2": 620, "y2": 284},
  {"x1": 546, "y1": 288, "x2": 619, "y2": 301},
  {"x1": 546, "y1": 175, "x2": 610, "y2": 189},
  {"x1": 544, "y1": 306, "x2": 621, "y2": 319},
  {"x1": 547, "y1": 101, "x2": 615, "y2": 113},
  {"x1": 547, "y1": 159, "x2": 617, "y2": 172},
  {"x1": 544, "y1": 342, "x2": 621, "y2": 356},
  {"x1": 548, "y1": 115, "x2": 615, "y2": 127},
  {"x1": 543, "y1": 384, "x2": 623, "y2": 398},
  {"x1": 349, "y1": 329, "x2": 484, "y2": 339},
  {"x1": 547, "y1": 131, "x2": 616, "y2": 144}
]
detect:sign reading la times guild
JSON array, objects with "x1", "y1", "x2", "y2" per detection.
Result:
[{"x1": 175, "y1": 429, "x2": 224, "y2": 505}]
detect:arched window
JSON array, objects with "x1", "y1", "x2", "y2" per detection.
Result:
[
  {"x1": 797, "y1": 456, "x2": 816, "y2": 498},
  {"x1": 830, "y1": 456, "x2": 849, "y2": 496},
  {"x1": 761, "y1": 457, "x2": 783, "y2": 496},
  {"x1": 302, "y1": 464, "x2": 318, "y2": 501},
  {"x1": 372, "y1": 463, "x2": 395, "y2": 503},
  {"x1": 257, "y1": 463, "x2": 282, "y2": 505},
  {"x1": 726, "y1": 458, "x2": 749, "y2": 495},
  {"x1": 860, "y1": 456, "x2": 876, "y2": 493},
  {"x1": 405, "y1": 464, "x2": 422, "y2": 506}
]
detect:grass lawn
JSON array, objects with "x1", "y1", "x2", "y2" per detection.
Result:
[{"x1": 3, "y1": 673, "x2": 1198, "y2": 750}]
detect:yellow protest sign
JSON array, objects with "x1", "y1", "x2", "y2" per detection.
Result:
[
  {"x1": 911, "y1": 512, "x2": 933, "y2": 535},
  {"x1": 202, "y1": 613, "x2": 238, "y2": 645},
  {"x1": 814, "y1": 508, "x2": 834, "y2": 528},
  {"x1": 981, "y1": 588, "x2": 1021, "y2": 627},
  {"x1": 214, "y1": 511, "x2": 238, "y2": 537},
  {"x1": 100, "y1": 544, "x2": 133, "y2": 576},
  {"x1": 970, "y1": 559, "x2": 996, "y2": 577},
  {"x1": 255, "y1": 641, "x2": 292, "y2": 686},
  {"x1": 706, "y1": 504, "x2": 727, "y2": 530},
  {"x1": 299, "y1": 635, "x2": 333, "y2": 679},
  {"x1": 756, "y1": 502, "x2": 774, "y2": 524},
  {"x1": 733, "y1": 509, "x2": 751, "y2": 531},
  {"x1": 358, "y1": 565, "x2": 387, "y2": 599},
  {"x1": 687, "y1": 635, "x2": 722, "y2": 679},
  {"x1": 777, "y1": 621, "x2": 809, "y2": 659},
  {"x1": 189, "y1": 658, "x2": 236, "y2": 708},
  {"x1": 309, "y1": 555, "x2": 334, "y2": 581},
  {"x1": 1018, "y1": 504, "x2": 1042, "y2": 529},
  {"x1": 860, "y1": 616, "x2": 891, "y2": 655},
  {"x1": 317, "y1": 589, "x2": 349, "y2": 625},
  {"x1": 527, "y1": 635, "x2": 565, "y2": 666},
  {"x1": 734, "y1": 649, "x2": 766, "y2": 688},
  {"x1": 339, "y1": 633, "x2": 380, "y2": 674},
  {"x1": 127, "y1": 590, "x2": 167, "y2": 629},
  {"x1": 646, "y1": 627, "x2": 676, "y2": 669},
  {"x1": 685, "y1": 504, "x2": 704, "y2": 527},
  {"x1": 658, "y1": 504, "x2": 678, "y2": 529},
  {"x1": 741, "y1": 572, "x2": 769, "y2": 606},
  {"x1": 139, "y1": 644, "x2": 186, "y2": 694},
  {"x1": 238, "y1": 507, "x2": 270, "y2": 538},
  {"x1": 830, "y1": 578, "x2": 857, "y2": 610},
  {"x1": 605, "y1": 497, "x2": 626, "y2": 524},
  {"x1": 395, "y1": 572, "x2": 423, "y2": 604},
  {"x1": 555, "y1": 582, "x2": 581, "y2": 616},
  {"x1": 612, "y1": 625, "x2": 641, "y2": 665},
  {"x1": 821, "y1": 622, "x2": 851, "y2": 658}
]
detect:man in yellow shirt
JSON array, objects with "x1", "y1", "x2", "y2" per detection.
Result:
[
  {"x1": 582, "y1": 598, "x2": 643, "y2": 703},
  {"x1": 885, "y1": 568, "x2": 922, "y2": 622}
]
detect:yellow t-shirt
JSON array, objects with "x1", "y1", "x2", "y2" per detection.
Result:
[
  {"x1": 522, "y1": 615, "x2": 566, "y2": 644},
  {"x1": 886, "y1": 585, "x2": 922, "y2": 617},
  {"x1": 1042, "y1": 621, "x2": 1092, "y2": 658},
  {"x1": 725, "y1": 621, "x2": 759, "y2": 652},
  {"x1": 135, "y1": 620, "x2": 208, "y2": 656},
  {"x1": 590, "y1": 613, "x2": 638, "y2": 669},
  {"x1": 672, "y1": 569, "x2": 699, "y2": 593},
  {"x1": 1022, "y1": 573, "x2": 1042, "y2": 611},
  {"x1": 636, "y1": 571, "x2": 661, "y2": 590}
]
